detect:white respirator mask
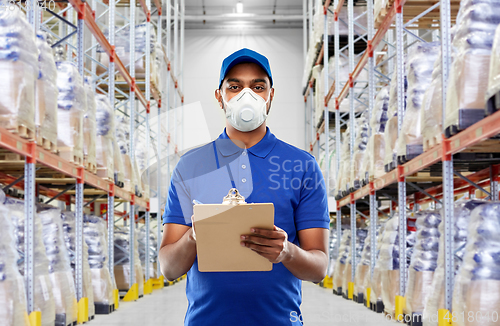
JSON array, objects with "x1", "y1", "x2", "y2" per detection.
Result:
[{"x1": 223, "y1": 88, "x2": 270, "y2": 132}]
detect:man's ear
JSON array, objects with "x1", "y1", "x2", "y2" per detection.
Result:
[{"x1": 215, "y1": 89, "x2": 223, "y2": 110}]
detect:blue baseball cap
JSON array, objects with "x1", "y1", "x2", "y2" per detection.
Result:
[{"x1": 219, "y1": 48, "x2": 273, "y2": 89}]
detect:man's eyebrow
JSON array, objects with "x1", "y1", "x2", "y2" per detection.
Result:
[
  {"x1": 252, "y1": 78, "x2": 268, "y2": 84},
  {"x1": 226, "y1": 78, "x2": 240, "y2": 83}
]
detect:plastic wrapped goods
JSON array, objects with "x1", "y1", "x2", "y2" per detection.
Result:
[
  {"x1": 342, "y1": 229, "x2": 368, "y2": 296},
  {"x1": 6, "y1": 199, "x2": 56, "y2": 326},
  {"x1": 421, "y1": 50, "x2": 445, "y2": 151},
  {"x1": 38, "y1": 206, "x2": 78, "y2": 326},
  {"x1": 354, "y1": 230, "x2": 378, "y2": 298},
  {"x1": 487, "y1": 24, "x2": 500, "y2": 108},
  {"x1": 116, "y1": 115, "x2": 134, "y2": 191},
  {"x1": 83, "y1": 78, "x2": 97, "y2": 171},
  {"x1": 335, "y1": 126, "x2": 351, "y2": 197},
  {"x1": 444, "y1": 0, "x2": 500, "y2": 131},
  {"x1": 376, "y1": 212, "x2": 416, "y2": 315},
  {"x1": 114, "y1": 227, "x2": 144, "y2": 296},
  {"x1": 60, "y1": 211, "x2": 95, "y2": 318},
  {"x1": 137, "y1": 225, "x2": 159, "y2": 279},
  {"x1": 56, "y1": 61, "x2": 86, "y2": 162},
  {"x1": 0, "y1": 203, "x2": 30, "y2": 326},
  {"x1": 95, "y1": 94, "x2": 115, "y2": 180},
  {"x1": 351, "y1": 115, "x2": 370, "y2": 189},
  {"x1": 319, "y1": 149, "x2": 336, "y2": 194},
  {"x1": 405, "y1": 211, "x2": 441, "y2": 317},
  {"x1": 396, "y1": 42, "x2": 440, "y2": 158},
  {"x1": 384, "y1": 68, "x2": 407, "y2": 168},
  {"x1": 423, "y1": 200, "x2": 487, "y2": 326},
  {"x1": 84, "y1": 215, "x2": 116, "y2": 305},
  {"x1": 35, "y1": 31, "x2": 58, "y2": 149},
  {"x1": 370, "y1": 222, "x2": 388, "y2": 305},
  {"x1": 0, "y1": 8, "x2": 37, "y2": 135},
  {"x1": 452, "y1": 202, "x2": 500, "y2": 326},
  {"x1": 332, "y1": 230, "x2": 351, "y2": 292}
]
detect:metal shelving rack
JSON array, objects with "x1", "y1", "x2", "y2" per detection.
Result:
[
  {"x1": 1, "y1": 0, "x2": 184, "y2": 322},
  {"x1": 303, "y1": 0, "x2": 500, "y2": 319}
]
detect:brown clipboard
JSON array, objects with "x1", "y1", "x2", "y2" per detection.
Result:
[{"x1": 193, "y1": 189, "x2": 275, "y2": 272}]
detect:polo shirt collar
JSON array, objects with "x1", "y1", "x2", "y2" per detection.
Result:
[{"x1": 215, "y1": 127, "x2": 277, "y2": 158}]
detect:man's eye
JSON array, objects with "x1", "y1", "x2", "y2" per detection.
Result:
[
  {"x1": 254, "y1": 86, "x2": 265, "y2": 91},
  {"x1": 229, "y1": 86, "x2": 239, "y2": 90}
]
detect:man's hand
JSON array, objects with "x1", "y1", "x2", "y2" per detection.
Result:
[{"x1": 240, "y1": 226, "x2": 290, "y2": 263}]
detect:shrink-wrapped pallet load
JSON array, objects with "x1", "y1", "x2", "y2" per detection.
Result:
[
  {"x1": 0, "y1": 202, "x2": 30, "y2": 326},
  {"x1": 335, "y1": 126, "x2": 351, "y2": 198},
  {"x1": 332, "y1": 230, "x2": 350, "y2": 294},
  {"x1": 354, "y1": 229, "x2": 377, "y2": 302},
  {"x1": 365, "y1": 87, "x2": 389, "y2": 181},
  {"x1": 60, "y1": 211, "x2": 95, "y2": 319},
  {"x1": 396, "y1": 42, "x2": 439, "y2": 161},
  {"x1": 404, "y1": 210, "x2": 441, "y2": 323},
  {"x1": 423, "y1": 200, "x2": 486, "y2": 326},
  {"x1": 114, "y1": 227, "x2": 145, "y2": 296},
  {"x1": 38, "y1": 206, "x2": 79, "y2": 326},
  {"x1": 376, "y1": 212, "x2": 416, "y2": 316},
  {"x1": 6, "y1": 199, "x2": 56, "y2": 326},
  {"x1": 83, "y1": 78, "x2": 97, "y2": 173},
  {"x1": 96, "y1": 24, "x2": 157, "y2": 80},
  {"x1": 116, "y1": 115, "x2": 134, "y2": 192},
  {"x1": 453, "y1": 202, "x2": 500, "y2": 326},
  {"x1": 319, "y1": 150, "x2": 336, "y2": 194},
  {"x1": 84, "y1": 215, "x2": 117, "y2": 310},
  {"x1": 327, "y1": 230, "x2": 338, "y2": 279},
  {"x1": 421, "y1": 48, "x2": 446, "y2": 151},
  {"x1": 56, "y1": 61, "x2": 86, "y2": 165},
  {"x1": 342, "y1": 229, "x2": 368, "y2": 298},
  {"x1": 369, "y1": 221, "x2": 388, "y2": 309},
  {"x1": 35, "y1": 31, "x2": 58, "y2": 151},
  {"x1": 137, "y1": 225, "x2": 159, "y2": 279},
  {"x1": 95, "y1": 94, "x2": 116, "y2": 181},
  {"x1": 444, "y1": 0, "x2": 500, "y2": 134},
  {"x1": 351, "y1": 114, "x2": 370, "y2": 190},
  {"x1": 0, "y1": 7, "x2": 37, "y2": 138},
  {"x1": 486, "y1": 24, "x2": 500, "y2": 113}
]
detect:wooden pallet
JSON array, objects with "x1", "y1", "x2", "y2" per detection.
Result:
[
  {"x1": 5, "y1": 124, "x2": 35, "y2": 140},
  {"x1": 0, "y1": 152, "x2": 21, "y2": 161},
  {"x1": 84, "y1": 159, "x2": 97, "y2": 174},
  {"x1": 423, "y1": 134, "x2": 441, "y2": 152},
  {"x1": 36, "y1": 134, "x2": 58, "y2": 154},
  {"x1": 58, "y1": 148, "x2": 83, "y2": 166}
]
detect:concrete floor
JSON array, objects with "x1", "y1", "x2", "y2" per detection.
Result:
[{"x1": 89, "y1": 280, "x2": 398, "y2": 326}]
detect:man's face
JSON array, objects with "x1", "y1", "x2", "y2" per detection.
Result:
[{"x1": 216, "y1": 62, "x2": 274, "y2": 112}]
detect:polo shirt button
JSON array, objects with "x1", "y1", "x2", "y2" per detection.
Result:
[
  {"x1": 241, "y1": 164, "x2": 246, "y2": 169},
  {"x1": 242, "y1": 151, "x2": 247, "y2": 156},
  {"x1": 242, "y1": 178, "x2": 247, "y2": 183}
]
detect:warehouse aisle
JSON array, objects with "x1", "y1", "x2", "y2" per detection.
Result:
[{"x1": 90, "y1": 280, "x2": 397, "y2": 326}]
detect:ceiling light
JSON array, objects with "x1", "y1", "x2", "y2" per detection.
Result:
[{"x1": 236, "y1": 2, "x2": 243, "y2": 14}]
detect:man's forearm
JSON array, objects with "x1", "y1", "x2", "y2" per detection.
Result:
[
  {"x1": 159, "y1": 228, "x2": 197, "y2": 281},
  {"x1": 281, "y1": 243, "x2": 328, "y2": 283}
]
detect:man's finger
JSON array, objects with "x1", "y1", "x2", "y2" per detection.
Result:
[
  {"x1": 250, "y1": 227, "x2": 284, "y2": 239},
  {"x1": 241, "y1": 235, "x2": 280, "y2": 247}
]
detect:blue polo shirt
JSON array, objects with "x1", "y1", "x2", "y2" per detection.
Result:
[{"x1": 163, "y1": 127, "x2": 329, "y2": 326}]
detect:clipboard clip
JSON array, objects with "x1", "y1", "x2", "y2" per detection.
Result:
[{"x1": 222, "y1": 188, "x2": 246, "y2": 205}]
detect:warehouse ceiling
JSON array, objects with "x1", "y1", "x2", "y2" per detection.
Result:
[{"x1": 183, "y1": 0, "x2": 304, "y2": 29}]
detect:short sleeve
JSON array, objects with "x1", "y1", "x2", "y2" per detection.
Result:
[
  {"x1": 294, "y1": 159, "x2": 330, "y2": 231},
  {"x1": 162, "y1": 165, "x2": 193, "y2": 226}
]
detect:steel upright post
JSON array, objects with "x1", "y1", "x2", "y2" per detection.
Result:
[
  {"x1": 24, "y1": 146, "x2": 36, "y2": 314},
  {"x1": 129, "y1": 0, "x2": 137, "y2": 289},
  {"x1": 348, "y1": 0, "x2": 356, "y2": 282},
  {"x1": 108, "y1": 192, "x2": 115, "y2": 283},
  {"x1": 440, "y1": 0, "x2": 454, "y2": 313},
  {"x1": 145, "y1": 0, "x2": 152, "y2": 283},
  {"x1": 395, "y1": 2, "x2": 407, "y2": 299},
  {"x1": 156, "y1": 0, "x2": 164, "y2": 279},
  {"x1": 333, "y1": 0, "x2": 341, "y2": 256},
  {"x1": 173, "y1": 0, "x2": 179, "y2": 148},
  {"x1": 75, "y1": 178, "x2": 84, "y2": 300},
  {"x1": 303, "y1": 0, "x2": 307, "y2": 65}
]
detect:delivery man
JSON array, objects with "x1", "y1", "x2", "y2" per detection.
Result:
[{"x1": 159, "y1": 48, "x2": 330, "y2": 326}]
